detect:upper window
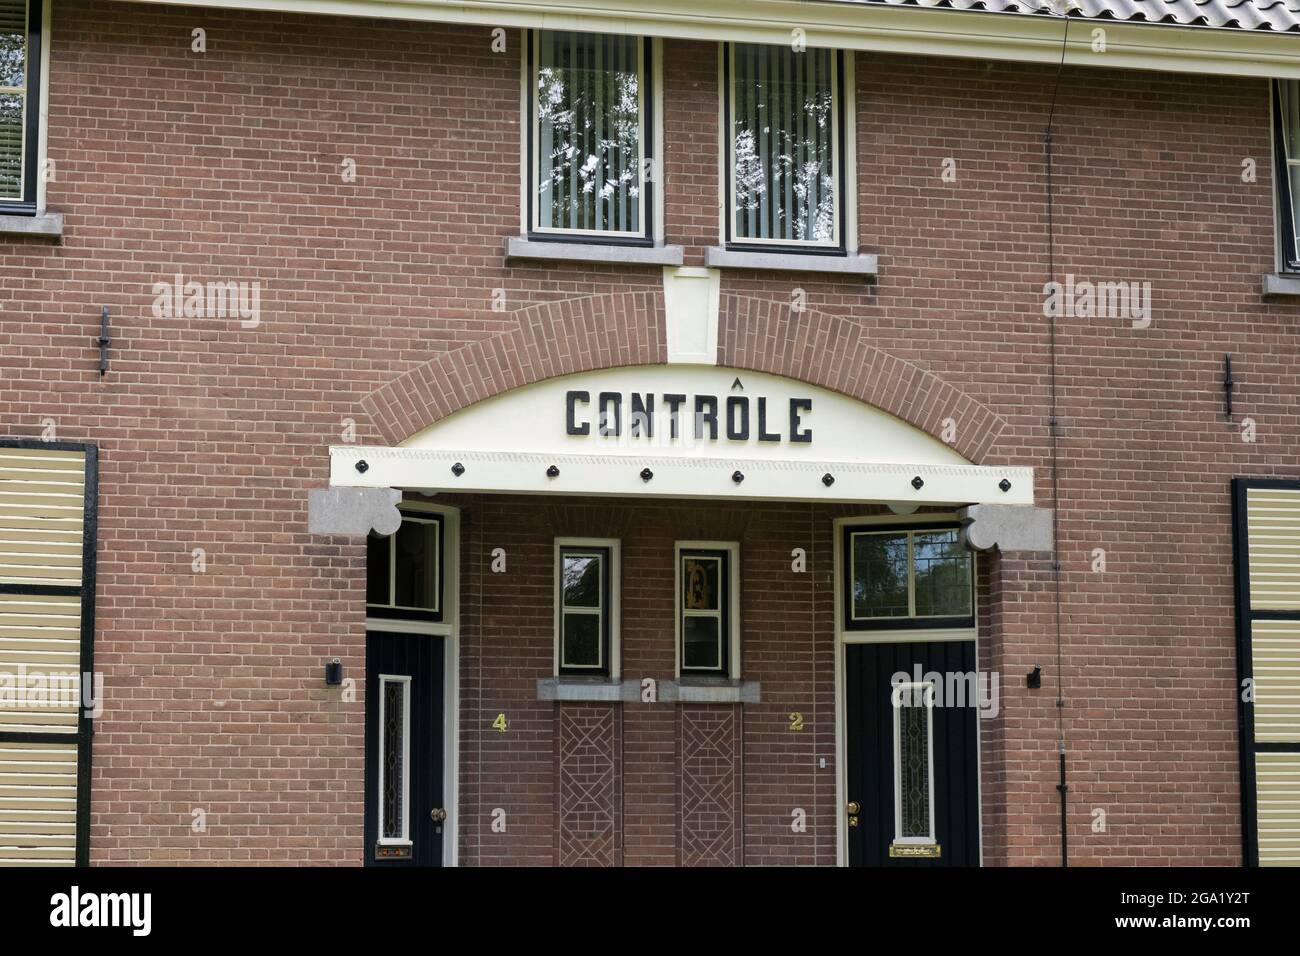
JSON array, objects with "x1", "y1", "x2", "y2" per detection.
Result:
[
  {"x1": 676, "y1": 542, "x2": 740, "y2": 678},
  {"x1": 1, "y1": 0, "x2": 41, "y2": 212},
  {"x1": 843, "y1": 525, "x2": 974, "y2": 631},
  {"x1": 555, "y1": 539, "x2": 618, "y2": 677},
  {"x1": 367, "y1": 511, "x2": 443, "y2": 622},
  {"x1": 1276, "y1": 80, "x2": 1300, "y2": 274},
  {"x1": 528, "y1": 30, "x2": 652, "y2": 242},
  {"x1": 725, "y1": 43, "x2": 842, "y2": 250}
]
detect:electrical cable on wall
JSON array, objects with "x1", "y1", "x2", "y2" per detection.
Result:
[{"x1": 1044, "y1": 6, "x2": 1072, "y2": 869}]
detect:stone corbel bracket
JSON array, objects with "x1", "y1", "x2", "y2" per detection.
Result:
[
  {"x1": 308, "y1": 487, "x2": 402, "y2": 536},
  {"x1": 959, "y1": 504, "x2": 1054, "y2": 553}
]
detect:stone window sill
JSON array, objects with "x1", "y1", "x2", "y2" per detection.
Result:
[
  {"x1": 505, "y1": 236, "x2": 684, "y2": 267},
  {"x1": 704, "y1": 246, "x2": 877, "y2": 278},
  {"x1": 1263, "y1": 273, "x2": 1300, "y2": 298},
  {"x1": 662, "y1": 678, "x2": 761, "y2": 704},
  {"x1": 536, "y1": 677, "x2": 625, "y2": 702},
  {"x1": 0, "y1": 212, "x2": 63, "y2": 239}
]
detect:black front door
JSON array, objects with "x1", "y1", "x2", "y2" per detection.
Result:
[
  {"x1": 845, "y1": 641, "x2": 980, "y2": 866},
  {"x1": 364, "y1": 632, "x2": 445, "y2": 867}
]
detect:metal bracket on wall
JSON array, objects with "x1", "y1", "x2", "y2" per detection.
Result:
[{"x1": 96, "y1": 307, "x2": 111, "y2": 376}]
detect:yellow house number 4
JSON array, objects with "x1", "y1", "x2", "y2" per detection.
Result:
[{"x1": 492, "y1": 713, "x2": 507, "y2": 733}]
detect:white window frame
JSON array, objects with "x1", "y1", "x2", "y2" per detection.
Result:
[
  {"x1": 376, "y1": 673, "x2": 412, "y2": 847},
  {"x1": 674, "y1": 540, "x2": 741, "y2": 679},
  {"x1": 723, "y1": 42, "x2": 844, "y2": 251},
  {"x1": 891, "y1": 680, "x2": 937, "y2": 847},
  {"x1": 367, "y1": 512, "x2": 442, "y2": 617},
  {"x1": 0, "y1": 0, "x2": 48, "y2": 212},
  {"x1": 526, "y1": 29, "x2": 651, "y2": 241},
  {"x1": 553, "y1": 537, "x2": 621, "y2": 678},
  {"x1": 846, "y1": 527, "x2": 974, "y2": 625},
  {"x1": 1274, "y1": 79, "x2": 1300, "y2": 274}
]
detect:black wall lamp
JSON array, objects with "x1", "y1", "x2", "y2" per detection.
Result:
[
  {"x1": 1027, "y1": 664, "x2": 1042, "y2": 689},
  {"x1": 325, "y1": 658, "x2": 343, "y2": 686}
]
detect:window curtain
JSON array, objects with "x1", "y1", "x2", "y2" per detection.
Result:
[
  {"x1": 732, "y1": 43, "x2": 836, "y2": 244},
  {"x1": 535, "y1": 31, "x2": 641, "y2": 234}
]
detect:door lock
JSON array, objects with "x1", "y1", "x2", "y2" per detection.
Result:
[
  {"x1": 430, "y1": 807, "x2": 447, "y2": 822},
  {"x1": 846, "y1": 800, "x2": 860, "y2": 828}
]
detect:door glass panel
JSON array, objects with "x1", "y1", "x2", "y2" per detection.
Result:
[
  {"x1": 894, "y1": 683, "x2": 934, "y2": 842},
  {"x1": 851, "y1": 532, "x2": 909, "y2": 619},
  {"x1": 379, "y1": 677, "x2": 410, "y2": 843}
]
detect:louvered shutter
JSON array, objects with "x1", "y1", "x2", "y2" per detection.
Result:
[{"x1": 0, "y1": 441, "x2": 96, "y2": 867}]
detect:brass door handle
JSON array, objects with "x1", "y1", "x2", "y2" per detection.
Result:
[
  {"x1": 846, "y1": 801, "x2": 860, "y2": 815},
  {"x1": 430, "y1": 808, "x2": 447, "y2": 822}
]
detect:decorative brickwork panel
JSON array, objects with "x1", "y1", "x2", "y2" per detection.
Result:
[
  {"x1": 680, "y1": 705, "x2": 742, "y2": 866},
  {"x1": 558, "y1": 704, "x2": 621, "y2": 866}
]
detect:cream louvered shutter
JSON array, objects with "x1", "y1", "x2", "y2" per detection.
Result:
[
  {"x1": 0, "y1": 442, "x2": 96, "y2": 867},
  {"x1": 1234, "y1": 481, "x2": 1300, "y2": 867}
]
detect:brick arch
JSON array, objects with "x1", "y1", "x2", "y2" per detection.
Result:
[{"x1": 360, "y1": 290, "x2": 1005, "y2": 463}]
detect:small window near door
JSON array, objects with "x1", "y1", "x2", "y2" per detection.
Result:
[
  {"x1": 844, "y1": 525, "x2": 973, "y2": 631},
  {"x1": 676, "y1": 542, "x2": 740, "y2": 678},
  {"x1": 367, "y1": 511, "x2": 443, "y2": 622},
  {"x1": 555, "y1": 539, "x2": 618, "y2": 677},
  {"x1": 378, "y1": 674, "x2": 412, "y2": 846},
  {"x1": 892, "y1": 681, "x2": 936, "y2": 847}
]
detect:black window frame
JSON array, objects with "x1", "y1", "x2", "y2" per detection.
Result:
[
  {"x1": 365, "y1": 510, "x2": 445, "y2": 624},
  {"x1": 678, "y1": 547, "x2": 732, "y2": 677},
  {"x1": 842, "y1": 522, "x2": 975, "y2": 632},
  {"x1": 1, "y1": 0, "x2": 43, "y2": 214},
  {"x1": 721, "y1": 41, "x2": 848, "y2": 257},
  {"x1": 524, "y1": 29, "x2": 655, "y2": 248},
  {"x1": 1274, "y1": 80, "x2": 1300, "y2": 275},
  {"x1": 557, "y1": 544, "x2": 612, "y2": 677}
]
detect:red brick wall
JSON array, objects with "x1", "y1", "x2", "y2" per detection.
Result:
[{"x1": 0, "y1": 0, "x2": 1291, "y2": 864}]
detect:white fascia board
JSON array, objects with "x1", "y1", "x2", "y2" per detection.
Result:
[
  {"x1": 330, "y1": 445, "x2": 1035, "y2": 506},
  {"x1": 115, "y1": 0, "x2": 1300, "y2": 79}
]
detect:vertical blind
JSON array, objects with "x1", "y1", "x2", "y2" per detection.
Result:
[
  {"x1": 1282, "y1": 80, "x2": 1300, "y2": 253},
  {"x1": 535, "y1": 31, "x2": 642, "y2": 235},
  {"x1": 732, "y1": 44, "x2": 837, "y2": 245},
  {"x1": 0, "y1": 0, "x2": 26, "y2": 201}
]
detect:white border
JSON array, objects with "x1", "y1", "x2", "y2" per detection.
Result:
[
  {"x1": 832, "y1": 512, "x2": 983, "y2": 867},
  {"x1": 673, "y1": 539, "x2": 741, "y2": 678},
  {"x1": 364, "y1": 498, "x2": 461, "y2": 867},
  {"x1": 376, "y1": 673, "x2": 413, "y2": 846},
  {"x1": 553, "y1": 536, "x2": 622, "y2": 679}
]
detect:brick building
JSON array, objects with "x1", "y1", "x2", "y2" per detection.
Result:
[{"x1": 1, "y1": 0, "x2": 1299, "y2": 867}]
